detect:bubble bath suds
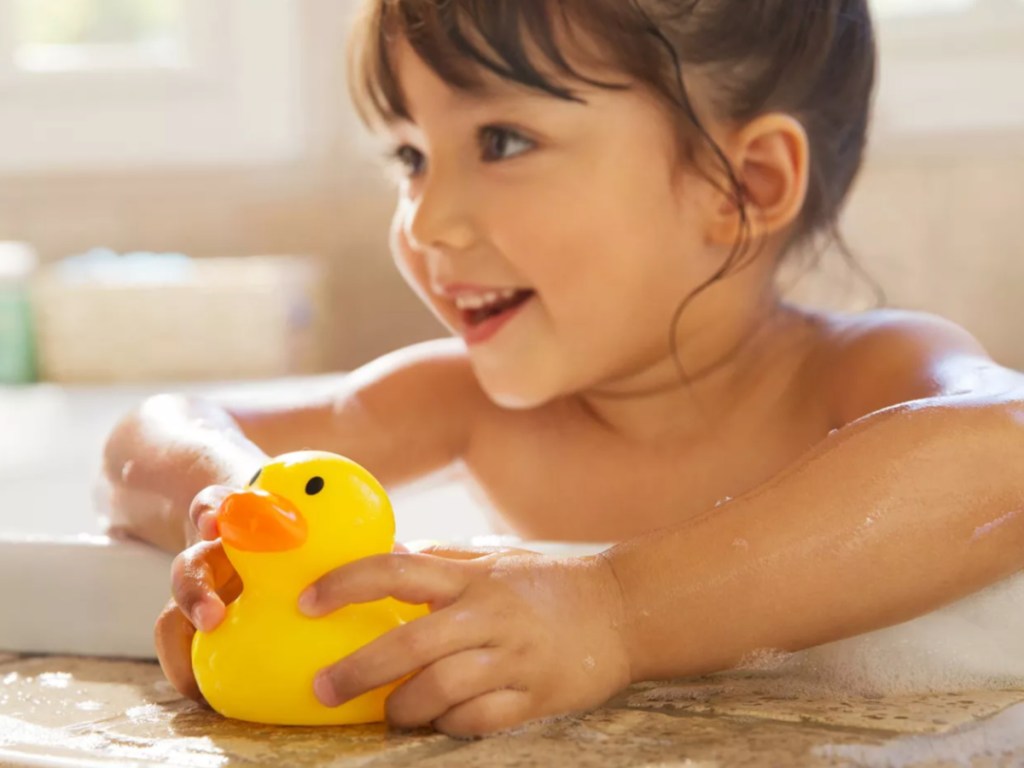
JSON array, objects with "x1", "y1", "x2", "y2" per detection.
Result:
[{"x1": 734, "y1": 572, "x2": 1024, "y2": 698}]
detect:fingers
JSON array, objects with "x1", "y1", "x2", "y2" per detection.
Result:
[
  {"x1": 171, "y1": 540, "x2": 241, "y2": 631},
  {"x1": 299, "y1": 554, "x2": 467, "y2": 617},
  {"x1": 433, "y1": 690, "x2": 533, "y2": 738},
  {"x1": 385, "y1": 649, "x2": 510, "y2": 729},
  {"x1": 188, "y1": 485, "x2": 235, "y2": 542},
  {"x1": 158, "y1": 539, "x2": 241, "y2": 705},
  {"x1": 154, "y1": 598, "x2": 204, "y2": 702},
  {"x1": 313, "y1": 608, "x2": 488, "y2": 708}
]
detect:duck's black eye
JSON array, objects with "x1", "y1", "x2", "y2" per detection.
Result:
[
  {"x1": 248, "y1": 468, "x2": 262, "y2": 486},
  {"x1": 305, "y1": 476, "x2": 324, "y2": 495}
]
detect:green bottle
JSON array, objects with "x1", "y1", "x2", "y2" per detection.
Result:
[{"x1": 0, "y1": 243, "x2": 38, "y2": 385}]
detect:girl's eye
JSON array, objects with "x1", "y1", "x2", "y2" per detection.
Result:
[
  {"x1": 479, "y1": 126, "x2": 535, "y2": 162},
  {"x1": 389, "y1": 144, "x2": 426, "y2": 178},
  {"x1": 385, "y1": 126, "x2": 534, "y2": 181}
]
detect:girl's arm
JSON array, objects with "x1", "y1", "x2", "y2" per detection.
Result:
[
  {"x1": 289, "y1": 312, "x2": 1024, "y2": 738},
  {"x1": 607, "y1": 314, "x2": 1024, "y2": 681},
  {"x1": 101, "y1": 338, "x2": 486, "y2": 553}
]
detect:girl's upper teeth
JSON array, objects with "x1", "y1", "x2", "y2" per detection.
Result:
[{"x1": 455, "y1": 289, "x2": 519, "y2": 311}]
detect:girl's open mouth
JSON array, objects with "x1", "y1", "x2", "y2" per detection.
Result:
[{"x1": 459, "y1": 289, "x2": 535, "y2": 345}]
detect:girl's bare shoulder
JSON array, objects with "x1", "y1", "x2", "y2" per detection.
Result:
[
  {"x1": 806, "y1": 308, "x2": 1017, "y2": 427},
  {"x1": 344, "y1": 337, "x2": 494, "y2": 425}
]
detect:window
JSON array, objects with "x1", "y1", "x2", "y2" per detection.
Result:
[
  {"x1": 870, "y1": 0, "x2": 1024, "y2": 147},
  {"x1": 0, "y1": 0, "x2": 303, "y2": 173},
  {"x1": 13, "y1": 0, "x2": 188, "y2": 71}
]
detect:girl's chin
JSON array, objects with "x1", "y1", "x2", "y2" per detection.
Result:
[
  {"x1": 469, "y1": 361, "x2": 562, "y2": 411},
  {"x1": 486, "y1": 388, "x2": 552, "y2": 411}
]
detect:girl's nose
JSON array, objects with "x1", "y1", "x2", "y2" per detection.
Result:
[{"x1": 402, "y1": 170, "x2": 478, "y2": 253}]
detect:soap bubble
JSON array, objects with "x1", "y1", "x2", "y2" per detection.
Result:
[{"x1": 734, "y1": 573, "x2": 1024, "y2": 697}]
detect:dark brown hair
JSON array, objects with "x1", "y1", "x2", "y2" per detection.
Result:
[{"x1": 347, "y1": 0, "x2": 879, "y2": 375}]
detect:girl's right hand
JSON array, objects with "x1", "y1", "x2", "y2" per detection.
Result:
[{"x1": 154, "y1": 486, "x2": 242, "y2": 702}]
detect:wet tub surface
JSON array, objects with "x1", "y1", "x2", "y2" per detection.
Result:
[{"x1": 1, "y1": 652, "x2": 1023, "y2": 767}]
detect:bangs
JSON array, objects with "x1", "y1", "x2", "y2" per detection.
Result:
[{"x1": 347, "y1": 0, "x2": 647, "y2": 128}]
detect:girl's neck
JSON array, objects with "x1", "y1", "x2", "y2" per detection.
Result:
[{"x1": 573, "y1": 300, "x2": 821, "y2": 444}]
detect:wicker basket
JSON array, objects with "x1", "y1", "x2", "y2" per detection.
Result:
[{"x1": 31, "y1": 254, "x2": 327, "y2": 383}]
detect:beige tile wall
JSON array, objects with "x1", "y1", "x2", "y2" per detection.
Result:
[
  {"x1": 2, "y1": 0, "x2": 1022, "y2": 372},
  {"x1": 791, "y1": 147, "x2": 1024, "y2": 368}
]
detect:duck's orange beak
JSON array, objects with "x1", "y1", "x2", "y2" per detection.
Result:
[{"x1": 217, "y1": 490, "x2": 308, "y2": 552}]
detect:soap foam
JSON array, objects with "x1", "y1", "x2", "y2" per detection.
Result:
[{"x1": 734, "y1": 572, "x2": 1024, "y2": 697}]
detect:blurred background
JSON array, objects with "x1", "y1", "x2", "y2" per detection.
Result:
[{"x1": 0, "y1": 0, "x2": 1021, "y2": 538}]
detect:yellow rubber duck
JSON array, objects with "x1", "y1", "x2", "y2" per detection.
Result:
[{"x1": 191, "y1": 450, "x2": 427, "y2": 725}]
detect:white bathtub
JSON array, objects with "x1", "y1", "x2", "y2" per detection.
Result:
[{"x1": 0, "y1": 379, "x2": 604, "y2": 660}]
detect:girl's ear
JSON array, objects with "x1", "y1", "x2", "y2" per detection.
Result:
[{"x1": 704, "y1": 113, "x2": 810, "y2": 247}]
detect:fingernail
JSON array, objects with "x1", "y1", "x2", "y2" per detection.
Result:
[
  {"x1": 298, "y1": 587, "x2": 317, "y2": 616},
  {"x1": 192, "y1": 603, "x2": 216, "y2": 632},
  {"x1": 314, "y1": 670, "x2": 337, "y2": 707}
]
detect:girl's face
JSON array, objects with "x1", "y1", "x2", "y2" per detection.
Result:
[{"x1": 384, "y1": 38, "x2": 722, "y2": 409}]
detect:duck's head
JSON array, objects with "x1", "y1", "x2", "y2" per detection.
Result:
[{"x1": 215, "y1": 451, "x2": 395, "y2": 593}]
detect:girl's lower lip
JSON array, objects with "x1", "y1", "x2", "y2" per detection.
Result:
[{"x1": 460, "y1": 295, "x2": 533, "y2": 346}]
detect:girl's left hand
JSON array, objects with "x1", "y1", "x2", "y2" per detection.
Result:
[{"x1": 298, "y1": 549, "x2": 632, "y2": 737}]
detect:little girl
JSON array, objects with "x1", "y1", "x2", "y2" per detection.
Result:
[{"x1": 100, "y1": 0, "x2": 1024, "y2": 738}]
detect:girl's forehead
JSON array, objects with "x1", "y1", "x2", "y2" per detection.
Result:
[
  {"x1": 386, "y1": 33, "x2": 634, "y2": 125},
  {"x1": 384, "y1": 37, "x2": 589, "y2": 125}
]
